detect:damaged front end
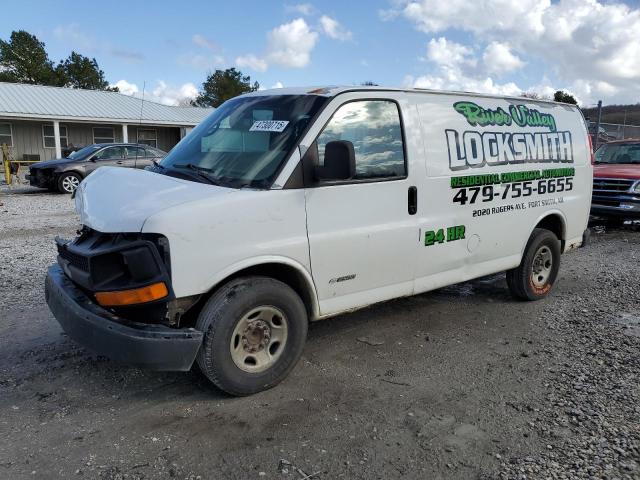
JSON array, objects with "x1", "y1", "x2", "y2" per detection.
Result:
[{"x1": 46, "y1": 227, "x2": 203, "y2": 371}]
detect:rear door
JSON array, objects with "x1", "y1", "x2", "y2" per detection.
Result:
[
  {"x1": 125, "y1": 146, "x2": 151, "y2": 168},
  {"x1": 303, "y1": 93, "x2": 419, "y2": 316}
]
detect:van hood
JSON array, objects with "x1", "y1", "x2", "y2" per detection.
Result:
[
  {"x1": 593, "y1": 164, "x2": 640, "y2": 180},
  {"x1": 75, "y1": 167, "x2": 234, "y2": 232}
]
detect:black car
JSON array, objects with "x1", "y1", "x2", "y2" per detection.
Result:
[{"x1": 26, "y1": 143, "x2": 167, "y2": 193}]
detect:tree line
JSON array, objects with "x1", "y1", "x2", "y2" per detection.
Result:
[{"x1": 0, "y1": 30, "x2": 115, "y2": 90}]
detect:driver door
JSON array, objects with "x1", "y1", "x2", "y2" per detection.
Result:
[{"x1": 304, "y1": 96, "x2": 417, "y2": 316}]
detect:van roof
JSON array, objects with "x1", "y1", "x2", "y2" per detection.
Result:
[{"x1": 244, "y1": 85, "x2": 577, "y2": 108}]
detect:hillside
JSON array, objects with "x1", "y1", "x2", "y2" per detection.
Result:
[{"x1": 581, "y1": 104, "x2": 640, "y2": 125}]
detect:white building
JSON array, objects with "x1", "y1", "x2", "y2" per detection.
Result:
[{"x1": 0, "y1": 82, "x2": 212, "y2": 160}]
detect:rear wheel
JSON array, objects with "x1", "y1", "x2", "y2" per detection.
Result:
[
  {"x1": 195, "y1": 276, "x2": 308, "y2": 396},
  {"x1": 507, "y1": 228, "x2": 561, "y2": 301},
  {"x1": 57, "y1": 172, "x2": 81, "y2": 194}
]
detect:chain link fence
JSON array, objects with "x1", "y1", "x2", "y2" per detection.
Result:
[{"x1": 589, "y1": 121, "x2": 640, "y2": 141}]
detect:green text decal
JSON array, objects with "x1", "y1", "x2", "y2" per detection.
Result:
[
  {"x1": 425, "y1": 225, "x2": 466, "y2": 247},
  {"x1": 453, "y1": 102, "x2": 557, "y2": 132}
]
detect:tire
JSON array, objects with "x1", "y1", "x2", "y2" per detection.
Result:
[
  {"x1": 506, "y1": 228, "x2": 561, "y2": 301},
  {"x1": 195, "y1": 276, "x2": 308, "y2": 396},
  {"x1": 57, "y1": 172, "x2": 82, "y2": 194}
]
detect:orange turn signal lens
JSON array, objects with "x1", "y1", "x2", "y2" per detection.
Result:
[{"x1": 95, "y1": 282, "x2": 169, "y2": 307}]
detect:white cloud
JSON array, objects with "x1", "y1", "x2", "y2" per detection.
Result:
[
  {"x1": 151, "y1": 81, "x2": 199, "y2": 106},
  {"x1": 426, "y1": 37, "x2": 474, "y2": 69},
  {"x1": 110, "y1": 80, "x2": 198, "y2": 106},
  {"x1": 390, "y1": 0, "x2": 640, "y2": 104},
  {"x1": 236, "y1": 54, "x2": 268, "y2": 72},
  {"x1": 406, "y1": 36, "x2": 520, "y2": 98},
  {"x1": 396, "y1": 0, "x2": 546, "y2": 36},
  {"x1": 266, "y1": 18, "x2": 319, "y2": 68},
  {"x1": 112, "y1": 79, "x2": 139, "y2": 96},
  {"x1": 271, "y1": 81, "x2": 284, "y2": 88},
  {"x1": 285, "y1": 3, "x2": 316, "y2": 16},
  {"x1": 319, "y1": 15, "x2": 352, "y2": 41},
  {"x1": 192, "y1": 34, "x2": 217, "y2": 51},
  {"x1": 404, "y1": 72, "x2": 522, "y2": 97},
  {"x1": 482, "y1": 42, "x2": 524, "y2": 75},
  {"x1": 238, "y1": 18, "x2": 319, "y2": 71}
]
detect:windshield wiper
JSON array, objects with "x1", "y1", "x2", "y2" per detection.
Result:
[{"x1": 172, "y1": 163, "x2": 223, "y2": 186}]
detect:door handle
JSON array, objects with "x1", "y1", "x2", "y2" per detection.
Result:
[
  {"x1": 408, "y1": 186, "x2": 417, "y2": 215},
  {"x1": 116, "y1": 160, "x2": 124, "y2": 164}
]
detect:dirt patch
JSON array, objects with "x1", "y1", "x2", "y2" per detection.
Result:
[{"x1": 0, "y1": 191, "x2": 638, "y2": 479}]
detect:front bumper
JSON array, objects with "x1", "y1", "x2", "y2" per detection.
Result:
[
  {"x1": 26, "y1": 171, "x2": 50, "y2": 188},
  {"x1": 591, "y1": 200, "x2": 640, "y2": 218},
  {"x1": 45, "y1": 265, "x2": 203, "y2": 371}
]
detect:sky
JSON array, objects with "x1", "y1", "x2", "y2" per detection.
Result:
[{"x1": 3, "y1": 0, "x2": 640, "y2": 108}]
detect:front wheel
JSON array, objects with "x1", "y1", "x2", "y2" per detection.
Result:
[
  {"x1": 507, "y1": 228, "x2": 561, "y2": 301},
  {"x1": 195, "y1": 276, "x2": 308, "y2": 396},
  {"x1": 57, "y1": 172, "x2": 81, "y2": 194}
]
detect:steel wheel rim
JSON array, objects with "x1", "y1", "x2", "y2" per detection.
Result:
[
  {"x1": 62, "y1": 175, "x2": 79, "y2": 193},
  {"x1": 531, "y1": 245, "x2": 553, "y2": 288},
  {"x1": 230, "y1": 306, "x2": 288, "y2": 373}
]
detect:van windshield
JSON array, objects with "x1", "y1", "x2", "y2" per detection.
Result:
[
  {"x1": 595, "y1": 143, "x2": 640, "y2": 164},
  {"x1": 160, "y1": 95, "x2": 327, "y2": 188}
]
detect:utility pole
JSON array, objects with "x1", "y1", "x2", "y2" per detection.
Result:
[{"x1": 594, "y1": 100, "x2": 602, "y2": 151}]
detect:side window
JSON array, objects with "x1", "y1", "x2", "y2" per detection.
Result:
[
  {"x1": 125, "y1": 146, "x2": 145, "y2": 158},
  {"x1": 94, "y1": 146, "x2": 124, "y2": 160},
  {"x1": 316, "y1": 100, "x2": 406, "y2": 180}
]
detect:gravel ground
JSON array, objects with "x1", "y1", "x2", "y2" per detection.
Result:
[{"x1": 0, "y1": 186, "x2": 638, "y2": 480}]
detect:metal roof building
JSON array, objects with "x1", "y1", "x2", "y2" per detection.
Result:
[{"x1": 0, "y1": 82, "x2": 213, "y2": 161}]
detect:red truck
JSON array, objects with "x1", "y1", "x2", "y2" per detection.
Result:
[{"x1": 591, "y1": 140, "x2": 640, "y2": 224}]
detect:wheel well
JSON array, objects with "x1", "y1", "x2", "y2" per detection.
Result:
[
  {"x1": 228, "y1": 264, "x2": 316, "y2": 317},
  {"x1": 182, "y1": 263, "x2": 317, "y2": 327},
  {"x1": 535, "y1": 214, "x2": 565, "y2": 248},
  {"x1": 60, "y1": 170, "x2": 84, "y2": 178}
]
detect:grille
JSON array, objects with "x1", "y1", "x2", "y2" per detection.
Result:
[
  {"x1": 593, "y1": 199, "x2": 620, "y2": 207},
  {"x1": 57, "y1": 244, "x2": 89, "y2": 272},
  {"x1": 592, "y1": 178, "x2": 634, "y2": 194}
]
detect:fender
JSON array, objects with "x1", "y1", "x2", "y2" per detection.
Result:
[
  {"x1": 521, "y1": 209, "x2": 567, "y2": 257},
  {"x1": 200, "y1": 255, "x2": 321, "y2": 319}
]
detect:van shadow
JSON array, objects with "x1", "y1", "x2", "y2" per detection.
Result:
[{"x1": 14, "y1": 272, "x2": 511, "y2": 407}]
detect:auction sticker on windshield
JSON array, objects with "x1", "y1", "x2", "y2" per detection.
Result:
[{"x1": 249, "y1": 120, "x2": 289, "y2": 132}]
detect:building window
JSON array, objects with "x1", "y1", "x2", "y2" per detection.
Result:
[
  {"x1": 93, "y1": 127, "x2": 115, "y2": 144},
  {"x1": 137, "y1": 129, "x2": 157, "y2": 148},
  {"x1": 43, "y1": 124, "x2": 68, "y2": 148},
  {"x1": 0, "y1": 123, "x2": 13, "y2": 147}
]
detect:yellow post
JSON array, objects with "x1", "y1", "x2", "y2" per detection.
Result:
[{"x1": 1, "y1": 144, "x2": 10, "y2": 185}]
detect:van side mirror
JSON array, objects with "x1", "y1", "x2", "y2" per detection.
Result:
[{"x1": 314, "y1": 140, "x2": 356, "y2": 181}]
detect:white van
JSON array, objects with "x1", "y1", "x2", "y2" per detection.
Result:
[{"x1": 45, "y1": 87, "x2": 592, "y2": 395}]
